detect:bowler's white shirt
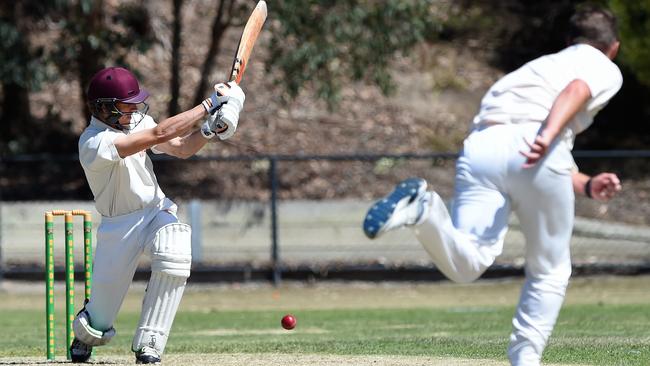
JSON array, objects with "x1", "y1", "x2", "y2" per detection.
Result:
[
  {"x1": 79, "y1": 115, "x2": 168, "y2": 217},
  {"x1": 473, "y1": 43, "x2": 622, "y2": 149}
]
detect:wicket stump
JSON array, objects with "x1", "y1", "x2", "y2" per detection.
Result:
[{"x1": 45, "y1": 210, "x2": 93, "y2": 361}]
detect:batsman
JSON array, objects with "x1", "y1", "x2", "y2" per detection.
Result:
[{"x1": 71, "y1": 66, "x2": 244, "y2": 364}]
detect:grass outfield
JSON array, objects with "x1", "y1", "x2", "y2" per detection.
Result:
[{"x1": 0, "y1": 276, "x2": 649, "y2": 365}]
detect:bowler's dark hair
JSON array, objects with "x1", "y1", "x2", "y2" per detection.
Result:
[{"x1": 567, "y1": 6, "x2": 618, "y2": 52}]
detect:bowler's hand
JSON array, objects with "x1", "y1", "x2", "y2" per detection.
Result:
[
  {"x1": 520, "y1": 132, "x2": 553, "y2": 168},
  {"x1": 589, "y1": 173, "x2": 622, "y2": 202}
]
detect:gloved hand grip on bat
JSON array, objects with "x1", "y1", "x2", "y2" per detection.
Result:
[
  {"x1": 201, "y1": 89, "x2": 229, "y2": 116},
  {"x1": 200, "y1": 82, "x2": 245, "y2": 140}
]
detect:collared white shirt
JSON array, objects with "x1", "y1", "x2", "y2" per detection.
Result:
[
  {"x1": 78, "y1": 115, "x2": 168, "y2": 217},
  {"x1": 473, "y1": 43, "x2": 622, "y2": 149}
]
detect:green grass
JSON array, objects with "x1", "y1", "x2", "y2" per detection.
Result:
[{"x1": 2, "y1": 301, "x2": 649, "y2": 365}]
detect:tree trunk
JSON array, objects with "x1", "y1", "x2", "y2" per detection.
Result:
[
  {"x1": 0, "y1": 2, "x2": 32, "y2": 153},
  {"x1": 75, "y1": 1, "x2": 105, "y2": 121},
  {"x1": 168, "y1": 0, "x2": 184, "y2": 116},
  {"x1": 191, "y1": 0, "x2": 235, "y2": 107},
  {"x1": 0, "y1": 83, "x2": 31, "y2": 153}
]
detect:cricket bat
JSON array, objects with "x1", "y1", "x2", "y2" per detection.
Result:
[
  {"x1": 214, "y1": 0, "x2": 267, "y2": 130},
  {"x1": 229, "y1": 0, "x2": 267, "y2": 84}
]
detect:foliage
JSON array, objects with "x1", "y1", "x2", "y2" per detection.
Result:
[
  {"x1": 0, "y1": 0, "x2": 155, "y2": 155},
  {"x1": 441, "y1": 0, "x2": 650, "y2": 149},
  {"x1": 0, "y1": 21, "x2": 47, "y2": 90},
  {"x1": 1, "y1": 0, "x2": 650, "y2": 157},
  {"x1": 0, "y1": 1, "x2": 65, "y2": 91},
  {"x1": 0, "y1": 0, "x2": 153, "y2": 92},
  {"x1": 49, "y1": 1, "x2": 155, "y2": 80},
  {"x1": 267, "y1": 0, "x2": 441, "y2": 107},
  {"x1": 609, "y1": 0, "x2": 650, "y2": 87}
]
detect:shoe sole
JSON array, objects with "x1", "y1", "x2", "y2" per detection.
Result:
[
  {"x1": 136, "y1": 357, "x2": 162, "y2": 364},
  {"x1": 363, "y1": 177, "x2": 427, "y2": 239}
]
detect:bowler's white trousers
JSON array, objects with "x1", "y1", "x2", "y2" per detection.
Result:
[
  {"x1": 85, "y1": 198, "x2": 179, "y2": 331},
  {"x1": 414, "y1": 123, "x2": 575, "y2": 366}
]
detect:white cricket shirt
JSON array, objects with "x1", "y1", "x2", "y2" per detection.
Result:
[
  {"x1": 78, "y1": 115, "x2": 168, "y2": 217},
  {"x1": 472, "y1": 43, "x2": 622, "y2": 149}
]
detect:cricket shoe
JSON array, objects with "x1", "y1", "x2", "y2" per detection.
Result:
[
  {"x1": 363, "y1": 177, "x2": 429, "y2": 239},
  {"x1": 135, "y1": 346, "x2": 162, "y2": 364},
  {"x1": 69, "y1": 338, "x2": 92, "y2": 363}
]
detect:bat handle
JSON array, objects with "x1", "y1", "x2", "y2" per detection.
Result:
[
  {"x1": 215, "y1": 121, "x2": 227, "y2": 132},
  {"x1": 230, "y1": 57, "x2": 244, "y2": 84},
  {"x1": 213, "y1": 84, "x2": 228, "y2": 132},
  {"x1": 211, "y1": 82, "x2": 239, "y2": 132}
]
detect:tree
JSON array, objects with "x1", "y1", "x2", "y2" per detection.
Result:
[
  {"x1": 0, "y1": 2, "x2": 49, "y2": 154},
  {"x1": 190, "y1": 0, "x2": 238, "y2": 107},
  {"x1": 169, "y1": 0, "x2": 250, "y2": 114},
  {"x1": 609, "y1": 0, "x2": 650, "y2": 87},
  {"x1": 190, "y1": 0, "x2": 251, "y2": 109},
  {"x1": 51, "y1": 0, "x2": 155, "y2": 119},
  {"x1": 168, "y1": 0, "x2": 184, "y2": 116},
  {"x1": 266, "y1": 0, "x2": 440, "y2": 106},
  {"x1": 0, "y1": 0, "x2": 156, "y2": 154}
]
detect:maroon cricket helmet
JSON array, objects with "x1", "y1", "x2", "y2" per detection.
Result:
[{"x1": 87, "y1": 67, "x2": 149, "y2": 104}]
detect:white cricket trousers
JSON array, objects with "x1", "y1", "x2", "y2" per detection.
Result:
[
  {"x1": 414, "y1": 123, "x2": 575, "y2": 366},
  {"x1": 85, "y1": 198, "x2": 179, "y2": 331}
]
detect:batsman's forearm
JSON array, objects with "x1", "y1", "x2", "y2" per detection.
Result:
[
  {"x1": 175, "y1": 131, "x2": 210, "y2": 159},
  {"x1": 153, "y1": 105, "x2": 207, "y2": 142}
]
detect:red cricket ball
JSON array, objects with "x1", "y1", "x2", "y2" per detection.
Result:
[{"x1": 281, "y1": 314, "x2": 296, "y2": 330}]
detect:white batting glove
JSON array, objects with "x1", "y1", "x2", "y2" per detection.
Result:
[
  {"x1": 220, "y1": 81, "x2": 245, "y2": 113},
  {"x1": 215, "y1": 82, "x2": 245, "y2": 140},
  {"x1": 201, "y1": 90, "x2": 230, "y2": 116},
  {"x1": 200, "y1": 82, "x2": 245, "y2": 140},
  {"x1": 200, "y1": 110, "x2": 222, "y2": 140}
]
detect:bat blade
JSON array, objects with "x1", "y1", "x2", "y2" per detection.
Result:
[
  {"x1": 212, "y1": 1, "x2": 267, "y2": 132},
  {"x1": 229, "y1": 1, "x2": 267, "y2": 84}
]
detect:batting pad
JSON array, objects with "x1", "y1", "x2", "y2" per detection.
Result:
[
  {"x1": 132, "y1": 223, "x2": 192, "y2": 355},
  {"x1": 150, "y1": 223, "x2": 192, "y2": 277},
  {"x1": 132, "y1": 271, "x2": 187, "y2": 356}
]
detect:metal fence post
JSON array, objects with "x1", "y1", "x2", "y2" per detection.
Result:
[{"x1": 269, "y1": 157, "x2": 281, "y2": 285}]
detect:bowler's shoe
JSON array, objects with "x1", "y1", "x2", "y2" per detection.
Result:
[{"x1": 363, "y1": 177, "x2": 428, "y2": 239}]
